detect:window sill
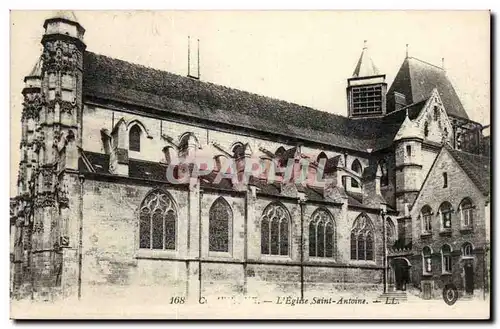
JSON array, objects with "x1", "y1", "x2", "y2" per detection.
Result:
[
  {"x1": 308, "y1": 257, "x2": 337, "y2": 263},
  {"x1": 350, "y1": 259, "x2": 376, "y2": 265},
  {"x1": 422, "y1": 273, "x2": 433, "y2": 277},
  {"x1": 461, "y1": 256, "x2": 474, "y2": 260},
  {"x1": 420, "y1": 232, "x2": 432, "y2": 238},
  {"x1": 208, "y1": 251, "x2": 232, "y2": 258},
  {"x1": 260, "y1": 254, "x2": 292, "y2": 262},
  {"x1": 439, "y1": 230, "x2": 452, "y2": 236},
  {"x1": 135, "y1": 248, "x2": 178, "y2": 259},
  {"x1": 460, "y1": 227, "x2": 473, "y2": 234},
  {"x1": 441, "y1": 272, "x2": 452, "y2": 276}
]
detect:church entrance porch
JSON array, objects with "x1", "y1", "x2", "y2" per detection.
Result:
[{"x1": 389, "y1": 258, "x2": 411, "y2": 291}]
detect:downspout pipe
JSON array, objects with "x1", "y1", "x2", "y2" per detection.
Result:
[{"x1": 77, "y1": 174, "x2": 85, "y2": 300}]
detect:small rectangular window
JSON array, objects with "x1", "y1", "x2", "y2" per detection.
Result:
[
  {"x1": 406, "y1": 145, "x2": 412, "y2": 157},
  {"x1": 443, "y1": 172, "x2": 448, "y2": 188}
]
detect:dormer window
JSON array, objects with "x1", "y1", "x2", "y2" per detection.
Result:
[
  {"x1": 129, "y1": 125, "x2": 141, "y2": 152},
  {"x1": 424, "y1": 121, "x2": 429, "y2": 137}
]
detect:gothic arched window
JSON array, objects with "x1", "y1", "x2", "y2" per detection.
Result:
[
  {"x1": 261, "y1": 202, "x2": 290, "y2": 256},
  {"x1": 439, "y1": 202, "x2": 453, "y2": 231},
  {"x1": 309, "y1": 208, "x2": 335, "y2": 258},
  {"x1": 422, "y1": 246, "x2": 432, "y2": 274},
  {"x1": 350, "y1": 214, "x2": 374, "y2": 261},
  {"x1": 129, "y1": 125, "x2": 141, "y2": 152},
  {"x1": 351, "y1": 159, "x2": 362, "y2": 188},
  {"x1": 421, "y1": 205, "x2": 433, "y2": 234},
  {"x1": 459, "y1": 198, "x2": 474, "y2": 229},
  {"x1": 209, "y1": 197, "x2": 232, "y2": 253},
  {"x1": 441, "y1": 244, "x2": 452, "y2": 274},
  {"x1": 139, "y1": 190, "x2": 177, "y2": 250},
  {"x1": 462, "y1": 242, "x2": 473, "y2": 258}
]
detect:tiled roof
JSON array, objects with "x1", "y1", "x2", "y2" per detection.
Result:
[
  {"x1": 83, "y1": 51, "x2": 400, "y2": 152},
  {"x1": 386, "y1": 57, "x2": 468, "y2": 119},
  {"x1": 446, "y1": 147, "x2": 491, "y2": 195}
]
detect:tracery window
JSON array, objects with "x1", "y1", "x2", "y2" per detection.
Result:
[
  {"x1": 309, "y1": 209, "x2": 335, "y2": 258},
  {"x1": 139, "y1": 190, "x2": 177, "y2": 250},
  {"x1": 350, "y1": 214, "x2": 374, "y2": 261},
  {"x1": 129, "y1": 125, "x2": 141, "y2": 152},
  {"x1": 209, "y1": 197, "x2": 232, "y2": 252},
  {"x1": 261, "y1": 202, "x2": 290, "y2": 256}
]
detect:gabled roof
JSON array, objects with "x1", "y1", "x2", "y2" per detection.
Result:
[
  {"x1": 446, "y1": 146, "x2": 490, "y2": 196},
  {"x1": 386, "y1": 57, "x2": 468, "y2": 119},
  {"x1": 352, "y1": 43, "x2": 380, "y2": 78},
  {"x1": 83, "y1": 51, "x2": 396, "y2": 153}
]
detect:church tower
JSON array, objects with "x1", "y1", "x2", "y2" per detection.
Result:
[
  {"x1": 347, "y1": 41, "x2": 387, "y2": 118},
  {"x1": 12, "y1": 11, "x2": 86, "y2": 299}
]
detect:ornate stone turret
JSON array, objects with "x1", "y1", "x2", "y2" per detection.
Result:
[
  {"x1": 12, "y1": 11, "x2": 86, "y2": 299},
  {"x1": 394, "y1": 112, "x2": 424, "y2": 213}
]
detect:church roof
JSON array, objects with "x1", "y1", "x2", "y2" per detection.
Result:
[
  {"x1": 446, "y1": 146, "x2": 490, "y2": 196},
  {"x1": 83, "y1": 51, "x2": 402, "y2": 153},
  {"x1": 352, "y1": 42, "x2": 380, "y2": 78},
  {"x1": 386, "y1": 57, "x2": 468, "y2": 119}
]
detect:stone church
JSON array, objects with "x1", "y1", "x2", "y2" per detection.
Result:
[{"x1": 10, "y1": 11, "x2": 490, "y2": 303}]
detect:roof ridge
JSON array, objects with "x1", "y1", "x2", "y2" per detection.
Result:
[
  {"x1": 384, "y1": 98, "x2": 428, "y2": 118},
  {"x1": 447, "y1": 146, "x2": 490, "y2": 160},
  {"x1": 408, "y1": 56, "x2": 444, "y2": 71},
  {"x1": 85, "y1": 50, "x2": 349, "y2": 121}
]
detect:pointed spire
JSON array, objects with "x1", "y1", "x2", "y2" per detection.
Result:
[
  {"x1": 27, "y1": 56, "x2": 43, "y2": 78},
  {"x1": 352, "y1": 40, "x2": 380, "y2": 78},
  {"x1": 441, "y1": 57, "x2": 445, "y2": 71},
  {"x1": 394, "y1": 113, "x2": 424, "y2": 142},
  {"x1": 406, "y1": 44, "x2": 409, "y2": 58},
  {"x1": 24, "y1": 56, "x2": 43, "y2": 87}
]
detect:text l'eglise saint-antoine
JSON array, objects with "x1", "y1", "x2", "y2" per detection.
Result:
[{"x1": 276, "y1": 296, "x2": 367, "y2": 306}]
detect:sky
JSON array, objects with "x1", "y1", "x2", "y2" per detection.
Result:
[{"x1": 10, "y1": 10, "x2": 490, "y2": 195}]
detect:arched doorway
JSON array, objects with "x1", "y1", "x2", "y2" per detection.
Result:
[{"x1": 391, "y1": 258, "x2": 411, "y2": 291}]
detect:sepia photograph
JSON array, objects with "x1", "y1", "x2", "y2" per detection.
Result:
[{"x1": 9, "y1": 10, "x2": 491, "y2": 319}]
